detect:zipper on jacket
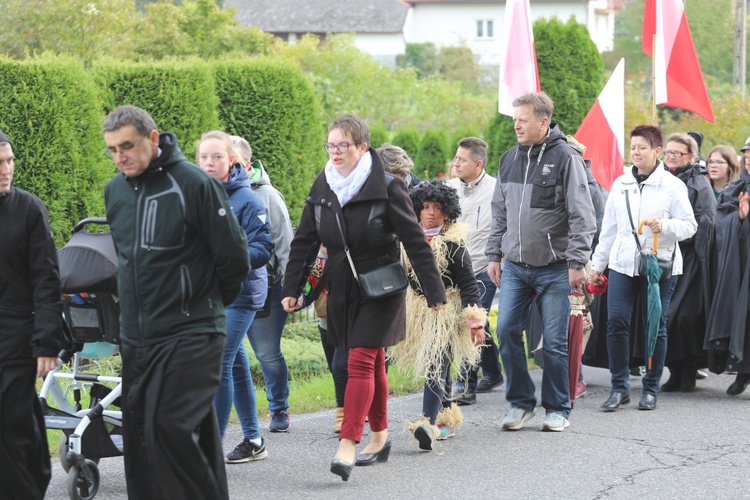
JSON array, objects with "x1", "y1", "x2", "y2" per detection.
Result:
[
  {"x1": 518, "y1": 148, "x2": 532, "y2": 261},
  {"x1": 145, "y1": 199, "x2": 158, "y2": 251},
  {"x1": 547, "y1": 233, "x2": 558, "y2": 260},
  {"x1": 180, "y1": 265, "x2": 192, "y2": 316},
  {"x1": 133, "y1": 180, "x2": 145, "y2": 341},
  {"x1": 476, "y1": 206, "x2": 481, "y2": 229}
]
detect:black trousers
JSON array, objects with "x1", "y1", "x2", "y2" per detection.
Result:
[
  {"x1": 121, "y1": 333, "x2": 228, "y2": 500},
  {"x1": 0, "y1": 364, "x2": 51, "y2": 500}
]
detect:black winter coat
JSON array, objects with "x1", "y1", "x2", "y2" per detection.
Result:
[
  {"x1": 0, "y1": 188, "x2": 63, "y2": 367},
  {"x1": 666, "y1": 163, "x2": 715, "y2": 364},
  {"x1": 283, "y1": 148, "x2": 446, "y2": 349}
]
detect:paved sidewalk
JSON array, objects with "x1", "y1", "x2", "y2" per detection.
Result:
[{"x1": 45, "y1": 366, "x2": 750, "y2": 499}]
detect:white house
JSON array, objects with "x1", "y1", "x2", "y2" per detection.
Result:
[
  {"x1": 405, "y1": 0, "x2": 622, "y2": 65},
  {"x1": 225, "y1": 0, "x2": 410, "y2": 65}
]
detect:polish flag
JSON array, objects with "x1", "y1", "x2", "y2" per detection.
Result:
[
  {"x1": 642, "y1": 0, "x2": 715, "y2": 122},
  {"x1": 498, "y1": 0, "x2": 540, "y2": 116},
  {"x1": 574, "y1": 59, "x2": 625, "y2": 192}
]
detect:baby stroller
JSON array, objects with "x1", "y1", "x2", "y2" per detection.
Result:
[{"x1": 38, "y1": 218, "x2": 122, "y2": 500}]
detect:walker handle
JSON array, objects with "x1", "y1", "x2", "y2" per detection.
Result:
[{"x1": 638, "y1": 220, "x2": 658, "y2": 253}]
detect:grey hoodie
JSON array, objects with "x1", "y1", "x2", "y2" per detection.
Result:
[
  {"x1": 485, "y1": 123, "x2": 596, "y2": 268},
  {"x1": 250, "y1": 161, "x2": 294, "y2": 284}
]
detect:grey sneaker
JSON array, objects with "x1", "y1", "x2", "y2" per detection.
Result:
[
  {"x1": 225, "y1": 437, "x2": 268, "y2": 463},
  {"x1": 501, "y1": 406, "x2": 536, "y2": 430},
  {"x1": 541, "y1": 412, "x2": 569, "y2": 432}
]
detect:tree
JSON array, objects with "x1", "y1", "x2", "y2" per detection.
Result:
[
  {"x1": 391, "y1": 128, "x2": 421, "y2": 160},
  {"x1": 416, "y1": 129, "x2": 450, "y2": 180},
  {"x1": 397, "y1": 43, "x2": 440, "y2": 78},
  {"x1": 484, "y1": 16, "x2": 605, "y2": 168}
]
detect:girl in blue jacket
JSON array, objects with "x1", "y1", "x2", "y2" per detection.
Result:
[{"x1": 198, "y1": 131, "x2": 273, "y2": 463}]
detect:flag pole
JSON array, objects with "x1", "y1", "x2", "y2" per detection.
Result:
[{"x1": 652, "y1": 34, "x2": 657, "y2": 126}]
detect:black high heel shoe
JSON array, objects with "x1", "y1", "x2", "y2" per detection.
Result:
[
  {"x1": 330, "y1": 458, "x2": 353, "y2": 481},
  {"x1": 354, "y1": 437, "x2": 392, "y2": 466}
]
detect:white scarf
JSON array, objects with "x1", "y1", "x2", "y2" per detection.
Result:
[
  {"x1": 421, "y1": 223, "x2": 444, "y2": 239},
  {"x1": 325, "y1": 151, "x2": 373, "y2": 207}
]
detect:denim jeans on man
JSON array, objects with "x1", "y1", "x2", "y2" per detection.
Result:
[
  {"x1": 245, "y1": 281, "x2": 290, "y2": 415},
  {"x1": 606, "y1": 271, "x2": 676, "y2": 395},
  {"x1": 497, "y1": 261, "x2": 571, "y2": 417},
  {"x1": 461, "y1": 271, "x2": 503, "y2": 390},
  {"x1": 214, "y1": 307, "x2": 260, "y2": 440}
]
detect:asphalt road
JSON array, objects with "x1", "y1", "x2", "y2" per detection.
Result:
[{"x1": 45, "y1": 366, "x2": 750, "y2": 499}]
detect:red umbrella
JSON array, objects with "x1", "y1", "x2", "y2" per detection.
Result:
[{"x1": 568, "y1": 289, "x2": 587, "y2": 405}]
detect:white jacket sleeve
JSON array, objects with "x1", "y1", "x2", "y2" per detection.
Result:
[{"x1": 661, "y1": 182, "x2": 697, "y2": 242}]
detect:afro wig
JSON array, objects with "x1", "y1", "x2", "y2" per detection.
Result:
[{"x1": 409, "y1": 180, "x2": 462, "y2": 224}]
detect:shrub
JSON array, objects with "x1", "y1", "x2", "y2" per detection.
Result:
[
  {"x1": 369, "y1": 124, "x2": 390, "y2": 150},
  {"x1": 212, "y1": 58, "x2": 324, "y2": 223},
  {"x1": 391, "y1": 128, "x2": 421, "y2": 160},
  {"x1": 0, "y1": 55, "x2": 110, "y2": 245},
  {"x1": 416, "y1": 129, "x2": 450, "y2": 179},
  {"x1": 94, "y1": 58, "x2": 220, "y2": 160}
]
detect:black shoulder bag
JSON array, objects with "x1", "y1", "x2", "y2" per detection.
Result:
[
  {"x1": 334, "y1": 213, "x2": 407, "y2": 302},
  {"x1": 624, "y1": 189, "x2": 675, "y2": 282}
]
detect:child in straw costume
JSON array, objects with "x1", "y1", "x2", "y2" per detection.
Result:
[{"x1": 390, "y1": 181, "x2": 486, "y2": 451}]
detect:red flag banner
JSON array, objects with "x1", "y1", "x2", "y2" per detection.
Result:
[
  {"x1": 574, "y1": 59, "x2": 625, "y2": 191},
  {"x1": 643, "y1": 0, "x2": 715, "y2": 122}
]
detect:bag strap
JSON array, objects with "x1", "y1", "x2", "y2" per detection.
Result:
[
  {"x1": 0, "y1": 254, "x2": 32, "y2": 295},
  {"x1": 624, "y1": 189, "x2": 643, "y2": 253},
  {"x1": 335, "y1": 213, "x2": 359, "y2": 283}
]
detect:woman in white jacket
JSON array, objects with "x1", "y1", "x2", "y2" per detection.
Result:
[{"x1": 588, "y1": 126, "x2": 696, "y2": 412}]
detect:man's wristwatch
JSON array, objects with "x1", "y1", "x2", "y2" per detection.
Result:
[{"x1": 567, "y1": 261, "x2": 585, "y2": 270}]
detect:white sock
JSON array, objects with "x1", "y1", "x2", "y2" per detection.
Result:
[{"x1": 249, "y1": 438, "x2": 262, "y2": 447}]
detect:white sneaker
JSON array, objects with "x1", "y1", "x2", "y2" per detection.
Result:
[
  {"x1": 541, "y1": 412, "x2": 569, "y2": 432},
  {"x1": 501, "y1": 407, "x2": 536, "y2": 430}
]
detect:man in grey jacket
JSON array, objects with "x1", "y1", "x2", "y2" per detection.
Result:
[{"x1": 486, "y1": 92, "x2": 595, "y2": 432}]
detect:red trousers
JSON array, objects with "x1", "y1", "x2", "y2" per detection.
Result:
[{"x1": 340, "y1": 347, "x2": 388, "y2": 442}]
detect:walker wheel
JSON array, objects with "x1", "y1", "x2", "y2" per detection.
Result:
[
  {"x1": 59, "y1": 434, "x2": 99, "y2": 473},
  {"x1": 66, "y1": 459, "x2": 100, "y2": 500}
]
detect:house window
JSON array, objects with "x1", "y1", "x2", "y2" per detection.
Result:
[{"x1": 477, "y1": 20, "x2": 494, "y2": 39}]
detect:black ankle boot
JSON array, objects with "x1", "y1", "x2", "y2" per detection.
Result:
[
  {"x1": 661, "y1": 368, "x2": 681, "y2": 392},
  {"x1": 680, "y1": 365, "x2": 697, "y2": 392},
  {"x1": 727, "y1": 373, "x2": 750, "y2": 396}
]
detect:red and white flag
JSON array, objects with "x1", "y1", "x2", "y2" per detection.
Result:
[
  {"x1": 498, "y1": 0, "x2": 540, "y2": 116},
  {"x1": 574, "y1": 58, "x2": 625, "y2": 192},
  {"x1": 642, "y1": 0, "x2": 715, "y2": 122}
]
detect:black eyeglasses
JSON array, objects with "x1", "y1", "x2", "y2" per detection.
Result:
[
  {"x1": 706, "y1": 160, "x2": 728, "y2": 166},
  {"x1": 324, "y1": 142, "x2": 359, "y2": 154},
  {"x1": 104, "y1": 135, "x2": 148, "y2": 159},
  {"x1": 664, "y1": 150, "x2": 690, "y2": 158}
]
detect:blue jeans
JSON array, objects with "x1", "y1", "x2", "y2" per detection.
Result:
[
  {"x1": 606, "y1": 271, "x2": 675, "y2": 394},
  {"x1": 245, "y1": 281, "x2": 290, "y2": 415},
  {"x1": 461, "y1": 271, "x2": 503, "y2": 389},
  {"x1": 214, "y1": 307, "x2": 260, "y2": 440},
  {"x1": 497, "y1": 261, "x2": 571, "y2": 417}
]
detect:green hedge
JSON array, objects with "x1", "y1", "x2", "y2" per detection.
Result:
[
  {"x1": 0, "y1": 55, "x2": 110, "y2": 246},
  {"x1": 94, "y1": 58, "x2": 220, "y2": 160},
  {"x1": 416, "y1": 129, "x2": 450, "y2": 180},
  {"x1": 213, "y1": 58, "x2": 324, "y2": 223}
]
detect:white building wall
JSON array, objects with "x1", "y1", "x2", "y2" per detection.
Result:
[
  {"x1": 406, "y1": 1, "x2": 611, "y2": 65},
  {"x1": 354, "y1": 33, "x2": 406, "y2": 65}
]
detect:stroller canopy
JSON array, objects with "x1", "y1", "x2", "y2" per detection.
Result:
[{"x1": 57, "y1": 219, "x2": 118, "y2": 294}]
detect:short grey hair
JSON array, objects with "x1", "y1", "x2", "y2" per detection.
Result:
[
  {"x1": 512, "y1": 92, "x2": 555, "y2": 121},
  {"x1": 103, "y1": 105, "x2": 157, "y2": 136},
  {"x1": 230, "y1": 135, "x2": 252, "y2": 162},
  {"x1": 665, "y1": 133, "x2": 698, "y2": 156},
  {"x1": 457, "y1": 137, "x2": 488, "y2": 166}
]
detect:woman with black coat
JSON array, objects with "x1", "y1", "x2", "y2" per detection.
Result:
[{"x1": 282, "y1": 114, "x2": 445, "y2": 481}]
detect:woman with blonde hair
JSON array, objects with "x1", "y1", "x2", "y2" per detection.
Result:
[{"x1": 197, "y1": 131, "x2": 273, "y2": 463}]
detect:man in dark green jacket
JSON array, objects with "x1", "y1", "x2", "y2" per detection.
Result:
[{"x1": 103, "y1": 106, "x2": 249, "y2": 500}]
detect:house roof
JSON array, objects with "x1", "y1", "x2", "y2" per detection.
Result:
[{"x1": 226, "y1": 0, "x2": 410, "y2": 34}]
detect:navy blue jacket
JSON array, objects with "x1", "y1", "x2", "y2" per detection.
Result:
[{"x1": 224, "y1": 164, "x2": 273, "y2": 310}]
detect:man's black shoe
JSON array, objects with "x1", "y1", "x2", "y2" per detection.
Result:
[
  {"x1": 600, "y1": 391, "x2": 630, "y2": 412},
  {"x1": 726, "y1": 373, "x2": 750, "y2": 396},
  {"x1": 455, "y1": 390, "x2": 476, "y2": 406},
  {"x1": 638, "y1": 392, "x2": 657, "y2": 410},
  {"x1": 476, "y1": 374, "x2": 504, "y2": 393}
]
